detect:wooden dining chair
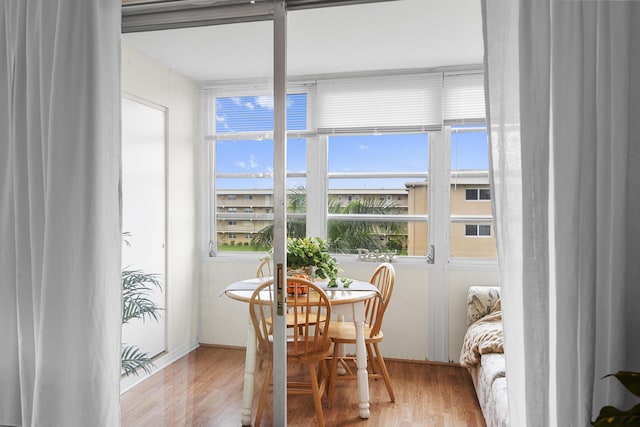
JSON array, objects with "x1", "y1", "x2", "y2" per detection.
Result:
[
  {"x1": 258, "y1": 263, "x2": 326, "y2": 334},
  {"x1": 256, "y1": 258, "x2": 272, "y2": 278},
  {"x1": 250, "y1": 278, "x2": 333, "y2": 427},
  {"x1": 326, "y1": 262, "x2": 396, "y2": 406}
]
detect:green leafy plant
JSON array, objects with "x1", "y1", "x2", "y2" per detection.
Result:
[
  {"x1": 121, "y1": 268, "x2": 163, "y2": 376},
  {"x1": 592, "y1": 371, "x2": 640, "y2": 426},
  {"x1": 286, "y1": 237, "x2": 341, "y2": 287}
]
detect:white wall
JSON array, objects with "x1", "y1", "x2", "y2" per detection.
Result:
[
  {"x1": 121, "y1": 44, "x2": 199, "y2": 388},
  {"x1": 201, "y1": 256, "x2": 498, "y2": 363}
]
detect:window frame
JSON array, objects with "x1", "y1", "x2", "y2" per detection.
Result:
[
  {"x1": 465, "y1": 187, "x2": 491, "y2": 201},
  {"x1": 203, "y1": 72, "x2": 496, "y2": 264},
  {"x1": 464, "y1": 223, "x2": 492, "y2": 238}
]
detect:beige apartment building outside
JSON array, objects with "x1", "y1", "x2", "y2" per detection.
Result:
[{"x1": 215, "y1": 175, "x2": 496, "y2": 259}]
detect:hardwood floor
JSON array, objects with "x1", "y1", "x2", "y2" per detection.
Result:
[{"x1": 121, "y1": 346, "x2": 486, "y2": 427}]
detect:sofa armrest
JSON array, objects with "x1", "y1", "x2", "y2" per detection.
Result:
[{"x1": 467, "y1": 286, "x2": 501, "y2": 326}]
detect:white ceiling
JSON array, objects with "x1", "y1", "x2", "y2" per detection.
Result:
[{"x1": 121, "y1": 0, "x2": 484, "y2": 82}]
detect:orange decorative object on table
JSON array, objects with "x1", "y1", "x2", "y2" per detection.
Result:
[{"x1": 287, "y1": 272, "x2": 310, "y2": 295}]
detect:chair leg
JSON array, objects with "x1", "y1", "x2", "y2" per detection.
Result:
[
  {"x1": 255, "y1": 364, "x2": 272, "y2": 427},
  {"x1": 327, "y1": 343, "x2": 340, "y2": 408},
  {"x1": 366, "y1": 343, "x2": 379, "y2": 374},
  {"x1": 373, "y1": 343, "x2": 395, "y2": 403},
  {"x1": 308, "y1": 362, "x2": 325, "y2": 427}
]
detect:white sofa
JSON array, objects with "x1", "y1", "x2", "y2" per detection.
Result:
[{"x1": 460, "y1": 286, "x2": 509, "y2": 427}]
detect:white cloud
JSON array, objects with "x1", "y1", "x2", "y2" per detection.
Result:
[
  {"x1": 359, "y1": 145, "x2": 368, "y2": 151},
  {"x1": 216, "y1": 114, "x2": 226, "y2": 122},
  {"x1": 230, "y1": 97, "x2": 242, "y2": 106},
  {"x1": 244, "y1": 102, "x2": 255, "y2": 110},
  {"x1": 248, "y1": 155, "x2": 258, "y2": 168},
  {"x1": 236, "y1": 155, "x2": 259, "y2": 170}
]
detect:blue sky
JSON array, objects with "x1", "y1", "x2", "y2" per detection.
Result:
[{"x1": 215, "y1": 94, "x2": 488, "y2": 189}]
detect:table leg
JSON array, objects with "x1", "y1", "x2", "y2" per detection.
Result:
[
  {"x1": 241, "y1": 320, "x2": 257, "y2": 426},
  {"x1": 353, "y1": 301, "x2": 371, "y2": 419}
]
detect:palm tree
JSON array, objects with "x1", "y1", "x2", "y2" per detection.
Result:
[
  {"x1": 327, "y1": 198, "x2": 406, "y2": 253},
  {"x1": 251, "y1": 188, "x2": 307, "y2": 248},
  {"x1": 250, "y1": 189, "x2": 406, "y2": 253}
]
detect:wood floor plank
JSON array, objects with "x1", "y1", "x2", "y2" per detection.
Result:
[{"x1": 121, "y1": 346, "x2": 486, "y2": 427}]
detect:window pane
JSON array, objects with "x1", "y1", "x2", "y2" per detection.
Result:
[
  {"x1": 451, "y1": 223, "x2": 495, "y2": 258},
  {"x1": 328, "y1": 134, "x2": 428, "y2": 174},
  {"x1": 214, "y1": 94, "x2": 307, "y2": 251},
  {"x1": 450, "y1": 127, "x2": 496, "y2": 259},
  {"x1": 216, "y1": 140, "x2": 268, "y2": 175},
  {"x1": 465, "y1": 189, "x2": 478, "y2": 200},
  {"x1": 215, "y1": 93, "x2": 307, "y2": 133},
  {"x1": 451, "y1": 126, "x2": 489, "y2": 170},
  {"x1": 327, "y1": 219, "x2": 409, "y2": 255},
  {"x1": 327, "y1": 133, "x2": 428, "y2": 256}
]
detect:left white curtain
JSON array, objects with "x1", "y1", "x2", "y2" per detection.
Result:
[{"x1": 0, "y1": 1, "x2": 122, "y2": 426}]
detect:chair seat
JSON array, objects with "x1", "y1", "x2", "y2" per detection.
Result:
[
  {"x1": 266, "y1": 312, "x2": 327, "y2": 330},
  {"x1": 287, "y1": 340, "x2": 332, "y2": 362},
  {"x1": 327, "y1": 321, "x2": 383, "y2": 343}
]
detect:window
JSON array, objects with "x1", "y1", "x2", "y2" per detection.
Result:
[
  {"x1": 208, "y1": 91, "x2": 308, "y2": 251},
  {"x1": 206, "y1": 71, "x2": 495, "y2": 261},
  {"x1": 465, "y1": 188, "x2": 491, "y2": 201},
  {"x1": 465, "y1": 224, "x2": 491, "y2": 237},
  {"x1": 228, "y1": 233, "x2": 237, "y2": 239},
  {"x1": 228, "y1": 221, "x2": 237, "y2": 226},
  {"x1": 327, "y1": 133, "x2": 428, "y2": 256}
]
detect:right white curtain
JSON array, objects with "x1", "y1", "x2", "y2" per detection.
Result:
[{"x1": 482, "y1": 1, "x2": 640, "y2": 426}]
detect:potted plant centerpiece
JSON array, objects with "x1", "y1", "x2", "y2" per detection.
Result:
[{"x1": 286, "y1": 237, "x2": 341, "y2": 292}]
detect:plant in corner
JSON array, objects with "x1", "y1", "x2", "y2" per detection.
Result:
[
  {"x1": 592, "y1": 371, "x2": 640, "y2": 426},
  {"x1": 121, "y1": 268, "x2": 163, "y2": 376}
]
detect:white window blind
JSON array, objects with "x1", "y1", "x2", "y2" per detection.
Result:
[
  {"x1": 443, "y1": 72, "x2": 486, "y2": 122},
  {"x1": 316, "y1": 73, "x2": 442, "y2": 133}
]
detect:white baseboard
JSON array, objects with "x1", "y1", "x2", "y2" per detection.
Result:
[{"x1": 120, "y1": 340, "x2": 200, "y2": 394}]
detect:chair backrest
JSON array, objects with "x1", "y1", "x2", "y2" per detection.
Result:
[
  {"x1": 249, "y1": 278, "x2": 332, "y2": 361},
  {"x1": 256, "y1": 258, "x2": 272, "y2": 278},
  {"x1": 365, "y1": 262, "x2": 395, "y2": 338},
  {"x1": 287, "y1": 278, "x2": 332, "y2": 358},
  {"x1": 250, "y1": 280, "x2": 276, "y2": 360}
]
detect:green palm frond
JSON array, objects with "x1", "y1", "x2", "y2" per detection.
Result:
[
  {"x1": 121, "y1": 344, "x2": 155, "y2": 376},
  {"x1": 122, "y1": 269, "x2": 163, "y2": 324},
  {"x1": 328, "y1": 199, "x2": 406, "y2": 253}
]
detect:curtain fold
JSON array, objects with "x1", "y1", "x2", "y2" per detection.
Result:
[
  {"x1": 0, "y1": 1, "x2": 122, "y2": 426},
  {"x1": 483, "y1": 0, "x2": 640, "y2": 425}
]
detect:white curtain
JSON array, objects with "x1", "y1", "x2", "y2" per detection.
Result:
[
  {"x1": 0, "y1": 1, "x2": 122, "y2": 426},
  {"x1": 483, "y1": 1, "x2": 640, "y2": 426}
]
